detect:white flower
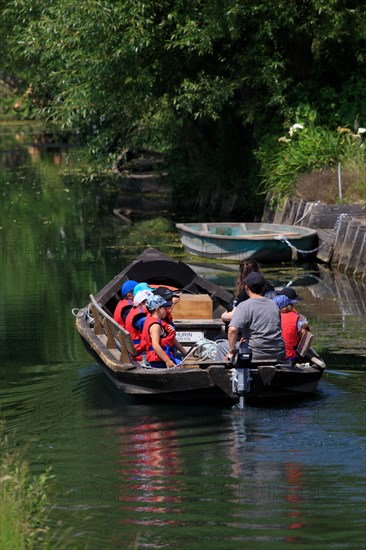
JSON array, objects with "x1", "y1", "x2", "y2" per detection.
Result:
[
  {"x1": 357, "y1": 127, "x2": 366, "y2": 135},
  {"x1": 289, "y1": 123, "x2": 304, "y2": 136}
]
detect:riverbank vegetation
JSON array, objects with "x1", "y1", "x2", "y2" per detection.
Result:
[
  {"x1": 0, "y1": 427, "x2": 52, "y2": 549},
  {"x1": 258, "y1": 124, "x2": 366, "y2": 204},
  {"x1": 1, "y1": 1, "x2": 365, "y2": 217}
]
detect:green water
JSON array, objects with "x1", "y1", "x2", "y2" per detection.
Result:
[{"x1": 0, "y1": 125, "x2": 365, "y2": 549}]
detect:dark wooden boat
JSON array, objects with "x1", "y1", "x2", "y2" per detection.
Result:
[{"x1": 74, "y1": 247, "x2": 326, "y2": 406}]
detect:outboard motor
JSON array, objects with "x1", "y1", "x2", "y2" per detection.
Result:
[{"x1": 231, "y1": 342, "x2": 252, "y2": 409}]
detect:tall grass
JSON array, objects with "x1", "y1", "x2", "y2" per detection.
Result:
[
  {"x1": 0, "y1": 427, "x2": 52, "y2": 550},
  {"x1": 257, "y1": 125, "x2": 366, "y2": 204}
]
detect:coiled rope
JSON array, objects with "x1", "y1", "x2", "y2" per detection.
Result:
[
  {"x1": 179, "y1": 338, "x2": 221, "y2": 364},
  {"x1": 71, "y1": 305, "x2": 94, "y2": 325}
]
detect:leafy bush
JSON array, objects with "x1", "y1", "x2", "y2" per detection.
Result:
[{"x1": 257, "y1": 124, "x2": 366, "y2": 203}]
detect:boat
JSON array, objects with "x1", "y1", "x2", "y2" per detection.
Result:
[
  {"x1": 175, "y1": 222, "x2": 318, "y2": 261},
  {"x1": 74, "y1": 247, "x2": 326, "y2": 407}
]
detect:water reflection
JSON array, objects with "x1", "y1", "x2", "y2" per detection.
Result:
[
  {"x1": 1, "y1": 124, "x2": 365, "y2": 549},
  {"x1": 223, "y1": 411, "x2": 312, "y2": 544},
  {"x1": 116, "y1": 420, "x2": 183, "y2": 526},
  {"x1": 309, "y1": 266, "x2": 366, "y2": 317}
]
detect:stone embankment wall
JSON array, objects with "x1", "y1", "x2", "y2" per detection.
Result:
[{"x1": 262, "y1": 194, "x2": 366, "y2": 279}]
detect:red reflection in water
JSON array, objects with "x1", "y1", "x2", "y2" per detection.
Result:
[
  {"x1": 284, "y1": 462, "x2": 306, "y2": 542},
  {"x1": 116, "y1": 420, "x2": 183, "y2": 525}
]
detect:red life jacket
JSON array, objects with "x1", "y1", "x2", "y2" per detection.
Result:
[
  {"x1": 165, "y1": 310, "x2": 174, "y2": 324},
  {"x1": 125, "y1": 306, "x2": 147, "y2": 355},
  {"x1": 113, "y1": 298, "x2": 133, "y2": 328},
  {"x1": 141, "y1": 315, "x2": 176, "y2": 363},
  {"x1": 281, "y1": 311, "x2": 300, "y2": 359}
]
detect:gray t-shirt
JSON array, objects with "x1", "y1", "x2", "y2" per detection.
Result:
[{"x1": 230, "y1": 297, "x2": 285, "y2": 361}]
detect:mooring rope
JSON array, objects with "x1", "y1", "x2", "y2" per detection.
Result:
[{"x1": 277, "y1": 213, "x2": 349, "y2": 256}]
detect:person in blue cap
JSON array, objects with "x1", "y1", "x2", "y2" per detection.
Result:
[
  {"x1": 133, "y1": 282, "x2": 153, "y2": 296},
  {"x1": 113, "y1": 279, "x2": 138, "y2": 328},
  {"x1": 273, "y1": 294, "x2": 309, "y2": 362}
]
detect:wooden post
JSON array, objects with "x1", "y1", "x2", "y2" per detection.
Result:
[
  {"x1": 338, "y1": 220, "x2": 360, "y2": 271},
  {"x1": 287, "y1": 200, "x2": 299, "y2": 225},
  {"x1": 337, "y1": 163, "x2": 343, "y2": 200},
  {"x1": 103, "y1": 318, "x2": 116, "y2": 349},
  {"x1": 117, "y1": 332, "x2": 132, "y2": 363},
  {"x1": 353, "y1": 226, "x2": 366, "y2": 279},
  {"x1": 294, "y1": 199, "x2": 306, "y2": 225},
  {"x1": 345, "y1": 224, "x2": 366, "y2": 274},
  {"x1": 279, "y1": 197, "x2": 292, "y2": 224},
  {"x1": 332, "y1": 216, "x2": 350, "y2": 265},
  {"x1": 90, "y1": 304, "x2": 103, "y2": 335}
]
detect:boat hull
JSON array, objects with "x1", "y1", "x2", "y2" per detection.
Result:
[
  {"x1": 176, "y1": 222, "x2": 317, "y2": 261},
  {"x1": 79, "y1": 331, "x2": 238, "y2": 406},
  {"x1": 78, "y1": 318, "x2": 323, "y2": 405}
]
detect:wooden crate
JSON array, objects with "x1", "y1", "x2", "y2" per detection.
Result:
[{"x1": 172, "y1": 294, "x2": 212, "y2": 319}]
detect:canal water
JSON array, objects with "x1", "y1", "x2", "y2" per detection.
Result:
[{"x1": 0, "y1": 125, "x2": 365, "y2": 549}]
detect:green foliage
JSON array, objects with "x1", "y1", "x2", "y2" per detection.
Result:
[
  {"x1": 257, "y1": 124, "x2": 366, "y2": 202},
  {"x1": 0, "y1": 426, "x2": 53, "y2": 549},
  {"x1": 1, "y1": 0, "x2": 366, "y2": 215}
]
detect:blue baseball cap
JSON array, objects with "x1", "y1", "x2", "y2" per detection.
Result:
[
  {"x1": 133, "y1": 282, "x2": 153, "y2": 296},
  {"x1": 121, "y1": 280, "x2": 138, "y2": 297},
  {"x1": 273, "y1": 295, "x2": 295, "y2": 309},
  {"x1": 146, "y1": 294, "x2": 172, "y2": 311}
]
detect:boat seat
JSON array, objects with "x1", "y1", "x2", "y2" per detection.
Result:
[{"x1": 250, "y1": 359, "x2": 280, "y2": 365}]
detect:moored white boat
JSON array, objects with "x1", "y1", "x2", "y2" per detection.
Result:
[{"x1": 175, "y1": 222, "x2": 318, "y2": 261}]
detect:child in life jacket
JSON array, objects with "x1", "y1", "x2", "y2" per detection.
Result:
[
  {"x1": 114, "y1": 280, "x2": 138, "y2": 328},
  {"x1": 125, "y1": 289, "x2": 153, "y2": 360},
  {"x1": 273, "y1": 294, "x2": 309, "y2": 363},
  {"x1": 141, "y1": 295, "x2": 186, "y2": 368},
  {"x1": 152, "y1": 286, "x2": 182, "y2": 325}
]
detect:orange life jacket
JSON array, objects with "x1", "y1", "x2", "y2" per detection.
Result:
[
  {"x1": 165, "y1": 310, "x2": 174, "y2": 325},
  {"x1": 281, "y1": 311, "x2": 300, "y2": 359},
  {"x1": 141, "y1": 314, "x2": 176, "y2": 364},
  {"x1": 113, "y1": 298, "x2": 133, "y2": 328},
  {"x1": 125, "y1": 306, "x2": 147, "y2": 356}
]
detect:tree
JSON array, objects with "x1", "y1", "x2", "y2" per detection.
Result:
[{"x1": 2, "y1": 0, "x2": 365, "y2": 217}]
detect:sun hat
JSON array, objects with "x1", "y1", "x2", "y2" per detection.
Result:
[
  {"x1": 273, "y1": 294, "x2": 295, "y2": 309},
  {"x1": 133, "y1": 289, "x2": 153, "y2": 307},
  {"x1": 121, "y1": 280, "x2": 138, "y2": 298},
  {"x1": 133, "y1": 282, "x2": 153, "y2": 296},
  {"x1": 245, "y1": 272, "x2": 265, "y2": 286},
  {"x1": 146, "y1": 294, "x2": 172, "y2": 311},
  {"x1": 279, "y1": 287, "x2": 303, "y2": 302}
]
